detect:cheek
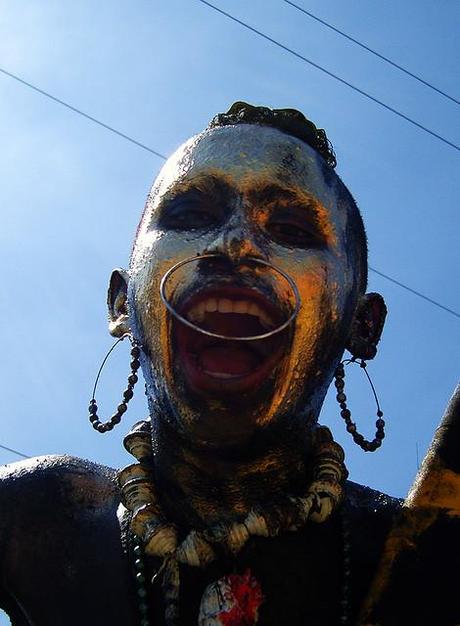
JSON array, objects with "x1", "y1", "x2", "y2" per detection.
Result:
[
  {"x1": 132, "y1": 230, "x2": 209, "y2": 302},
  {"x1": 292, "y1": 246, "x2": 351, "y2": 319},
  {"x1": 130, "y1": 239, "x2": 173, "y2": 369},
  {"x1": 269, "y1": 247, "x2": 332, "y2": 309},
  {"x1": 296, "y1": 269, "x2": 324, "y2": 305},
  {"x1": 257, "y1": 265, "x2": 328, "y2": 425},
  {"x1": 294, "y1": 265, "x2": 330, "y2": 351},
  {"x1": 280, "y1": 252, "x2": 349, "y2": 367}
]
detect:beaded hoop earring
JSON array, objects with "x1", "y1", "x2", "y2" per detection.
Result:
[
  {"x1": 334, "y1": 358, "x2": 385, "y2": 452},
  {"x1": 88, "y1": 334, "x2": 141, "y2": 433}
]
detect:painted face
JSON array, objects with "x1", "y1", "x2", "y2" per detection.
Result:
[{"x1": 129, "y1": 125, "x2": 361, "y2": 448}]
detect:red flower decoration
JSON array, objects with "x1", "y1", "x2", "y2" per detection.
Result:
[{"x1": 219, "y1": 570, "x2": 264, "y2": 626}]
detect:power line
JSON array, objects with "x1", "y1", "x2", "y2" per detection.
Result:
[
  {"x1": 0, "y1": 67, "x2": 459, "y2": 320},
  {"x1": 196, "y1": 0, "x2": 460, "y2": 152},
  {"x1": 0, "y1": 443, "x2": 29, "y2": 459},
  {"x1": 282, "y1": 0, "x2": 460, "y2": 107},
  {"x1": 0, "y1": 67, "x2": 167, "y2": 161},
  {"x1": 370, "y1": 267, "x2": 460, "y2": 319}
]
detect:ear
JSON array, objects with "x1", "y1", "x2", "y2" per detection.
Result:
[
  {"x1": 107, "y1": 268, "x2": 130, "y2": 338},
  {"x1": 346, "y1": 293, "x2": 387, "y2": 360}
]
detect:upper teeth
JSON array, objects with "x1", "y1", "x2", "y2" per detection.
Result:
[{"x1": 186, "y1": 298, "x2": 274, "y2": 329}]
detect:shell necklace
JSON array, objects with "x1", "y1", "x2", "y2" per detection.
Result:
[{"x1": 118, "y1": 423, "x2": 348, "y2": 625}]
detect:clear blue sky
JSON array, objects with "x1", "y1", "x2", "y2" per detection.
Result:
[{"x1": 0, "y1": 4, "x2": 459, "y2": 619}]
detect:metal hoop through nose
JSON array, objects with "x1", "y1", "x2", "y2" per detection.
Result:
[{"x1": 159, "y1": 254, "x2": 301, "y2": 341}]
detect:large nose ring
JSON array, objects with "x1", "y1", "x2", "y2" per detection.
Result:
[{"x1": 159, "y1": 254, "x2": 301, "y2": 341}]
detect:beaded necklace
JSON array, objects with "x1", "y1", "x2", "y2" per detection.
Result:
[{"x1": 119, "y1": 424, "x2": 348, "y2": 626}]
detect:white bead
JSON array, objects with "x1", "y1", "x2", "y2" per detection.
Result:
[
  {"x1": 226, "y1": 522, "x2": 250, "y2": 554},
  {"x1": 144, "y1": 524, "x2": 177, "y2": 557},
  {"x1": 310, "y1": 496, "x2": 333, "y2": 522},
  {"x1": 176, "y1": 530, "x2": 215, "y2": 567},
  {"x1": 244, "y1": 510, "x2": 269, "y2": 537}
]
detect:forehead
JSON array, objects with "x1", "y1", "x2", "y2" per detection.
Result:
[{"x1": 148, "y1": 125, "x2": 339, "y2": 209}]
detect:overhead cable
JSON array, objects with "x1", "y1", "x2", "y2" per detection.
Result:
[
  {"x1": 369, "y1": 267, "x2": 460, "y2": 319},
  {"x1": 0, "y1": 67, "x2": 459, "y2": 320},
  {"x1": 0, "y1": 443, "x2": 30, "y2": 459},
  {"x1": 282, "y1": 0, "x2": 460, "y2": 107},
  {"x1": 0, "y1": 67, "x2": 167, "y2": 160},
  {"x1": 196, "y1": 0, "x2": 459, "y2": 152}
]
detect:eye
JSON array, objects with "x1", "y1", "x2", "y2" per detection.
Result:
[
  {"x1": 266, "y1": 214, "x2": 324, "y2": 248},
  {"x1": 159, "y1": 199, "x2": 219, "y2": 231}
]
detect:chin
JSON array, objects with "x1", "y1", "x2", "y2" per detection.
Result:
[{"x1": 173, "y1": 373, "x2": 285, "y2": 450}]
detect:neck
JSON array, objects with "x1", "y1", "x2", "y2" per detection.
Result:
[{"x1": 152, "y1": 418, "x2": 316, "y2": 529}]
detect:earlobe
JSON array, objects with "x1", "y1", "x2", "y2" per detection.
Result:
[
  {"x1": 346, "y1": 293, "x2": 387, "y2": 360},
  {"x1": 107, "y1": 268, "x2": 131, "y2": 337}
]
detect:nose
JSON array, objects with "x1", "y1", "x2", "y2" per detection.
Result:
[{"x1": 205, "y1": 212, "x2": 266, "y2": 264}]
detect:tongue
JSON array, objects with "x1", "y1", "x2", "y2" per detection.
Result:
[{"x1": 199, "y1": 345, "x2": 260, "y2": 376}]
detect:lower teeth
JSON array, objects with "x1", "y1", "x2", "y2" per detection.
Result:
[{"x1": 203, "y1": 370, "x2": 248, "y2": 379}]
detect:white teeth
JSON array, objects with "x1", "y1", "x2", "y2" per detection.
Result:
[
  {"x1": 233, "y1": 301, "x2": 248, "y2": 314},
  {"x1": 218, "y1": 298, "x2": 233, "y2": 313},
  {"x1": 205, "y1": 298, "x2": 217, "y2": 312},
  {"x1": 259, "y1": 313, "x2": 272, "y2": 329},
  {"x1": 188, "y1": 302, "x2": 206, "y2": 322},
  {"x1": 203, "y1": 370, "x2": 239, "y2": 379},
  {"x1": 186, "y1": 298, "x2": 274, "y2": 328}
]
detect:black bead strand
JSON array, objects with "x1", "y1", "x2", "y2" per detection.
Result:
[
  {"x1": 132, "y1": 537, "x2": 151, "y2": 626},
  {"x1": 88, "y1": 339, "x2": 141, "y2": 433},
  {"x1": 334, "y1": 359, "x2": 386, "y2": 452}
]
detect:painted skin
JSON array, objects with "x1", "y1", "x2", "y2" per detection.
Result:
[
  {"x1": 104, "y1": 123, "x2": 378, "y2": 530},
  {"x1": 128, "y1": 125, "x2": 363, "y2": 452}
]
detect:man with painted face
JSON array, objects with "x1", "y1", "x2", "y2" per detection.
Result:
[{"x1": 1, "y1": 102, "x2": 459, "y2": 626}]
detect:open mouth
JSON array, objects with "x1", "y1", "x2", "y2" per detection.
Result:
[{"x1": 173, "y1": 286, "x2": 288, "y2": 394}]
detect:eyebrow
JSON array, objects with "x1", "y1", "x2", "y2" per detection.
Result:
[
  {"x1": 247, "y1": 183, "x2": 316, "y2": 207},
  {"x1": 159, "y1": 173, "x2": 235, "y2": 206},
  {"x1": 247, "y1": 183, "x2": 337, "y2": 245}
]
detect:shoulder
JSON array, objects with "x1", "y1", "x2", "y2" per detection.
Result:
[
  {"x1": 0, "y1": 458, "x2": 134, "y2": 622},
  {"x1": 343, "y1": 480, "x2": 402, "y2": 529},
  {"x1": 342, "y1": 480, "x2": 402, "y2": 563},
  {"x1": 344, "y1": 480, "x2": 402, "y2": 513},
  {"x1": 0, "y1": 455, "x2": 122, "y2": 575},
  {"x1": 0, "y1": 454, "x2": 120, "y2": 514}
]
